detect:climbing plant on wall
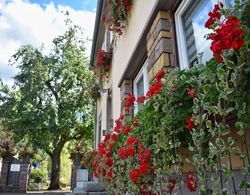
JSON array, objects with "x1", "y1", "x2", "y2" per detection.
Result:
[{"x1": 85, "y1": 1, "x2": 250, "y2": 194}]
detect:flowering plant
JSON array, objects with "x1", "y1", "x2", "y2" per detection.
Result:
[
  {"x1": 102, "y1": 0, "x2": 133, "y2": 36},
  {"x1": 88, "y1": 1, "x2": 250, "y2": 194},
  {"x1": 93, "y1": 49, "x2": 112, "y2": 81}
]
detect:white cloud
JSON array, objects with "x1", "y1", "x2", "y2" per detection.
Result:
[{"x1": 0, "y1": 0, "x2": 96, "y2": 85}]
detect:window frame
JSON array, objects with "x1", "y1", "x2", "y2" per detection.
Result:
[
  {"x1": 175, "y1": 0, "x2": 230, "y2": 69},
  {"x1": 175, "y1": 0, "x2": 192, "y2": 70},
  {"x1": 133, "y1": 60, "x2": 149, "y2": 114}
]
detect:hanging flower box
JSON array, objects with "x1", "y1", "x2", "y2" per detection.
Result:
[
  {"x1": 102, "y1": 0, "x2": 133, "y2": 36},
  {"x1": 94, "y1": 49, "x2": 112, "y2": 81}
]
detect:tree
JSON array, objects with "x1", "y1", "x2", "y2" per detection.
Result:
[{"x1": 0, "y1": 23, "x2": 95, "y2": 190}]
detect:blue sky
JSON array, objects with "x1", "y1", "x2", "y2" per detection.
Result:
[
  {"x1": 0, "y1": 0, "x2": 97, "y2": 85},
  {"x1": 28, "y1": 0, "x2": 97, "y2": 11}
]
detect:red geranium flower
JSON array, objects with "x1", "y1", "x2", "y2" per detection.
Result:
[
  {"x1": 206, "y1": 3, "x2": 245, "y2": 62},
  {"x1": 156, "y1": 69, "x2": 165, "y2": 80},
  {"x1": 187, "y1": 88, "x2": 196, "y2": 99},
  {"x1": 167, "y1": 178, "x2": 178, "y2": 193},
  {"x1": 126, "y1": 135, "x2": 137, "y2": 147},
  {"x1": 133, "y1": 119, "x2": 139, "y2": 127},
  {"x1": 186, "y1": 172, "x2": 197, "y2": 192},
  {"x1": 125, "y1": 93, "x2": 136, "y2": 108},
  {"x1": 139, "y1": 161, "x2": 149, "y2": 175},
  {"x1": 122, "y1": 125, "x2": 132, "y2": 134},
  {"x1": 105, "y1": 157, "x2": 113, "y2": 167},
  {"x1": 130, "y1": 169, "x2": 140, "y2": 184},
  {"x1": 205, "y1": 3, "x2": 222, "y2": 29},
  {"x1": 137, "y1": 96, "x2": 146, "y2": 104},
  {"x1": 185, "y1": 116, "x2": 195, "y2": 131},
  {"x1": 126, "y1": 147, "x2": 136, "y2": 157},
  {"x1": 111, "y1": 134, "x2": 118, "y2": 142}
]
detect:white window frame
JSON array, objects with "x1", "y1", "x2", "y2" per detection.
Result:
[
  {"x1": 133, "y1": 60, "x2": 149, "y2": 114},
  {"x1": 175, "y1": 0, "x2": 192, "y2": 70},
  {"x1": 175, "y1": 0, "x2": 229, "y2": 69}
]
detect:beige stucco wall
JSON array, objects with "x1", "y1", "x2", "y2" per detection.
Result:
[
  {"x1": 109, "y1": 0, "x2": 157, "y2": 123},
  {"x1": 95, "y1": 0, "x2": 157, "y2": 148}
]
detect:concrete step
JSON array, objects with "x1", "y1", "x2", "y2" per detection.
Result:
[
  {"x1": 0, "y1": 191, "x2": 70, "y2": 195},
  {"x1": 67, "y1": 193, "x2": 107, "y2": 195}
]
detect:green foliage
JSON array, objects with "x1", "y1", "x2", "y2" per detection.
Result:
[
  {"x1": 88, "y1": 1, "x2": 250, "y2": 193},
  {"x1": 0, "y1": 23, "x2": 94, "y2": 154},
  {"x1": 60, "y1": 143, "x2": 72, "y2": 186},
  {"x1": 0, "y1": 20, "x2": 95, "y2": 189}
]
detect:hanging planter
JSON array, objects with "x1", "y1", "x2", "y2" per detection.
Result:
[
  {"x1": 102, "y1": 0, "x2": 133, "y2": 36},
  {"x1": 93, "y1": 49, "x2": 112, "y2": 82}
]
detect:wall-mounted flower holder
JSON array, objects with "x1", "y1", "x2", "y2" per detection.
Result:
[
  {"x1": 94, "y1": 49, "x2": 112, "y2": 83},
  {"x1": 102, "y1": 0, "x2": 133, "y2": 36}
]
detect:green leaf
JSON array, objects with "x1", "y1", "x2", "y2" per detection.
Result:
[
  {"x1": 203, "y1": 85, "x2": 210, "y2": 93},
  {"x1": 222, "y1": 189, "x2": 228, "y2": 195},
  {"x1": 227, "y1": 137, "x2": 235, "y2": 147},
  {"x1": 206, "y1": 120, "x2": 212, "y2": 128},
  {"x1": 216, "y1": 138, "x2": 225, "y2": 147},
  {"x1": 240, "y1": 181, "x2": 250, "y2": 189},
  {"x1": 242, "y1": 165, "x2": 250, "y2": 175}
]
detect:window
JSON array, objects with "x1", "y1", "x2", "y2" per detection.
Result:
[
  {"x1": 102, "y1": 29, "x2": 112, "y2": 52},
  {"x1": 175, "y1": 0, "x2": 233, "y2": 69},
  {"x1": 105, "y1": 30, "x2": 111, "y2": 51},
  {"x1": 106, "y1": 95, "x2": 113, "y2": 133},
  {"x1": 133, "y1": 60, "x2": 149, "y2": 113}
]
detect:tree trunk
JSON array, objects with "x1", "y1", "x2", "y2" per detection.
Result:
[{"x1": 48, "y1": 146, "x2": 63, "y2": 190}]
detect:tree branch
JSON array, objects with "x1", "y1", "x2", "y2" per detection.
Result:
[{"x1": 45, "y1": 80, "x2": 59, "y2": 102}]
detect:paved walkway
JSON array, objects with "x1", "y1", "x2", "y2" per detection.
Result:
[{"x1": 0, "y1": 190, "x2": 70, "y2": 195}]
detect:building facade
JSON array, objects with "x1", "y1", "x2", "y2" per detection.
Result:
[
  {"x1": 90, "y1": 0, "x2": 235, "y2": 148},
  {"x1": 89, "y1": 0, "x2": 249, "y2": 193}
]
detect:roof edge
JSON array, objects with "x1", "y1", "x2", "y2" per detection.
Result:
[{"x1": 90, "y1": 0, "x2": 104, "y2": 68}]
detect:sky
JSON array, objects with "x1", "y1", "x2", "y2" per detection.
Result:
[{"x1": 0, "y1": 0, "x2": 97, "y2": 86}]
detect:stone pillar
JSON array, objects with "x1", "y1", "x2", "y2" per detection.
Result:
[
  {"x1": 0, "y1": 156, "x2": 30, "y2": 193},
  {"x1": 120, "y1": 80, "x2": 133, "y2": 121},
  {"x1": 18, "y1": 157, "x2": 30, "y2": 193},
  {"x1": 146, "y1": 11, "x2": 176, "y2": 83},
  {"x1": 0, "y1": 156, "x2": 12, "y2": 192},
  {"x1": 71, "y1": 155, "x2": 81, "y2": 190}
]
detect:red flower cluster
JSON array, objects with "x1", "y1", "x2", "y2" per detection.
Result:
[
  {"x1": 205, "y1": 3, "x2": 223, "y2": 29},
  {"x1": 129, "y1": 161, "x2": 154, "y2": 184},
  {"x1": 102, "y1": 0, "x2": 133, "y2": 36},
  {"x1": 146, "y1": 81, "x2": 163, "y2": 97},
  {"x1": 133, "y1": 119, "x2": 139, "y2": 127},
  {"x1": 91, "y1": 133, "x2": 118, "y2": 179},
  {"x1": 122, "y1": 125, "x2": 132, "y2": 134},
  {"x1": 138, "y1": 145, "x2": 152, "y2": 163},
  {"x1": 146, "y1": 70, "x2": 165, "y2": 98},
  {"x1": 187, "y1": 88, "x2": 196, "y2": 99},
  {"x1": 137, "y1": 96, "x2": 146, "y2": 104},
  {"x1": 167, "y1": 178, "x2": 178, "y2": 193},
  {"x1": 155, "y1": 69, "x2": 165, "y2": 80},
  {"x1": 118, "y1": 146, "x2": 136, "y2": 158},
  {"x1": 185, "y1": 116, "x2": 195, "y2": 131},
  {"x1": 114, "y1": 114, "x2": 124, "y2": 133},
  {"x1": 126, "y1": 135, "x2": 139, "y2": 146},
  {"x1": 123, "y1": 70, "x2": 166, "y2": 114},
  {"x1": 186, "y1": 172, "x2": 197, "y2": 192},
  {"x1": 206, "y1": 3, "x2": 245, "y2": 62},
  {"x1": 94, "y1": 50, "x2": 112, "y2": 79},
  {"x1": 124, "y1": 93, "x2": 136, "y2": 112}
]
